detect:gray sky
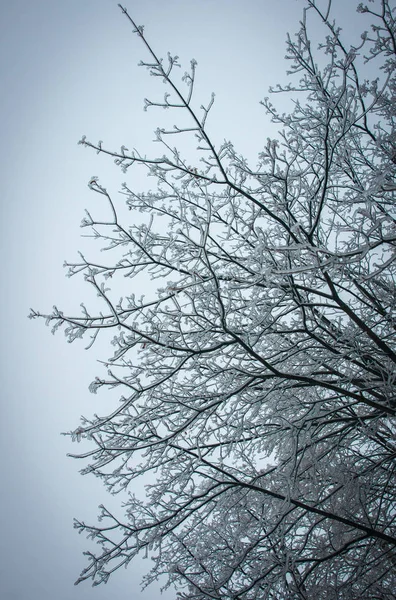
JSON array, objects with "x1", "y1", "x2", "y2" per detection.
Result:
[{"x1": 0, "y1": 0, "x2": 357, "y2": 598}]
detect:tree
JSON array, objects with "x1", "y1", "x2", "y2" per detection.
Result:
[{"x1": 30, "y1": 1, "x2": 396, "y2": 597}]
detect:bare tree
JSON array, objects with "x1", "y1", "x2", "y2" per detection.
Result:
[{"x1": 30, "y1": 1, "x2": 396, "y2": 598}]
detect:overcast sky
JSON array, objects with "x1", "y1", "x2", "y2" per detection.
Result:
[{"x1": 0, "y1": 1, "x2": 361, "y2": 598}]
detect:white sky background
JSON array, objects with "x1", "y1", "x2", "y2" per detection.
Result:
[{"x1": 0, "y1": 1, "x2": 363, "y2": 598}]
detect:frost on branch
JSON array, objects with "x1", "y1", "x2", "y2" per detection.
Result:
[{"x1": 33, "y1": 1, "x2": 396, "y2": 598}]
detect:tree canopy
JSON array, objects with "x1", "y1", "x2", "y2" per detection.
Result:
[{"x1": 31, "y1": 1, "x2": 396, "y2": 598}]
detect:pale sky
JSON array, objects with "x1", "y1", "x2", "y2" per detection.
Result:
[{"x1": 0, "y1": 1, "x2": 357, "y2": 598}]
